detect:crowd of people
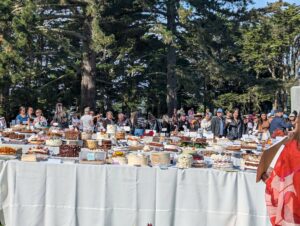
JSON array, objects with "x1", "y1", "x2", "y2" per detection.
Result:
[{"x1": 7, "y1": 103, "x2": 298, "y2": 139}]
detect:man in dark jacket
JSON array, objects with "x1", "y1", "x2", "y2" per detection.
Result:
[
  {"x1": 269, "y1": 108, "x2": 292, "y2": 135},
  {"x1": 211, "y1": 108, "x2": 225, "y2": 138}
]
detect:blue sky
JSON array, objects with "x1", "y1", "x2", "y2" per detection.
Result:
[{"x1": 253, "y1": 0, "x2": 299, "y2": 8}]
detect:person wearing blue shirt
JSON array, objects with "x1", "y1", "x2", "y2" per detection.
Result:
[
  {"x1": 16, "y1": 106, "x2": 29, "y2": 125},
  {"x1": 269, "y1": 108, "x2": 292, "y2": 135}
]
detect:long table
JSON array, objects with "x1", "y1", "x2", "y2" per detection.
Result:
[{"x1": 0, "y1": 160, "x2": 271, "y2": 226}]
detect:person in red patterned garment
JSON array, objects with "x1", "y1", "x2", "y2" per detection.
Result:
[{"x1": 264, "y1": 113, "x2": 300, "y2": 226}]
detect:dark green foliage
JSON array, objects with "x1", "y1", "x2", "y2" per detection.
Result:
[{"x1": 0, "y1": 0, "x2": 299, "y2": 121}]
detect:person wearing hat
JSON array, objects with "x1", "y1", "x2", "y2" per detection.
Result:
[
  {"x1": 269, "y1": 108, "x2": 292, "y2": 135},
  {"x1": 211, "y1": 108, "x2": 225, "y2": 138},
  {"x1": 192, "y1": 112, "x2": 203, "y2": 131}
]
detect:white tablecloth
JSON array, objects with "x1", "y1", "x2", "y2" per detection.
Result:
[{"x1": 0, "y1": 161, "x2": 271, "y2": 226}]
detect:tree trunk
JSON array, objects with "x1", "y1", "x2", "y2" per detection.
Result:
[
  {"x1": 81, "y1": 17, "x2": 96, "y2": 111},
  {"x1": 81, "y1": 50, "x2": 96, "y2": 110},
  {"x1": 166, "y1": 0, "x2": 178, "y2": 116}
]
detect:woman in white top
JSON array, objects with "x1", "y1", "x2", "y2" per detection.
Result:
[
  {"x1": 201, "y1": 112, "x2": 212, "y2": 132},
  {"x1": 80, "y1": 107, "x2": 94, "y2": 132}
]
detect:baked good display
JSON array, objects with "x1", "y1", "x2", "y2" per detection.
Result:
[
  {"x1": 28, "y1": 146, "x2": 48, "y2": 155},
  {"x1": 116, "y1": 131, "x2": 126, "y2": 140},
  {"x1": 59, "y1": 144, "x2": 80, "y2": 157},
  {"x1": 180, "y1": 136, "x2": 191, "y2": 142},
  {"x1": 64, "y1": 130, "x2": 79, "y2": 140},
  {"x1": 79, "y1": 150, "x2": 106, "y2": 164},
  {"x1": 192, "y1": 154, "x2": 206, "y2": 168},
  {"x1": 100, "y1": 139, "x2": 112, "y2": 150},
  {"x1": 211, "y1": 153, "x2": 233, "y2": 169},
  {"x1": 81, "y1": 132, "x2": 92, "y2": 140},
  {"x1": 9, "y1": 133, "x2": 25, "y2": 140},
  {"x1": 111, "y1": 156, "x2": 127, "y2": 165},
  {"x1": 127, "y1": 153, "x2": 148, "y2": 166},
  {"x1": 226, "y1": 145, "x2": 242, "y2": 152},
  {"x1": 177, "y1": 154, "x2": 193, "y2": 169},
  {"x1": 1, "y1": 131, "x2": 14, "y2": 137},
  {"x1": 84, "y1": 140, "x2": 98, "y2": 150},
  {"x1": 107, "y1": 125, "x2": 117, "y2": 134},
  {"x1": 28, "y1": 136, "x2": 45, "y2": 145},
  {"x1": 0, "y1": 146, "x2": 17, "y2": 155},
  {"x1": 240, "y1": 153, "x2": 261, "y2": 170},
  {"x1": 164, "y1": 144, "x2": 178, "y2": 152},
  {"x1": 241, "y1": 142, "x2": 257, "y2": 150},
  {"x1": 45, "y1": 138, "x2": 62, "y2": 147},
  {"x1": 96, "y1": 132, "x2": 108, "y2": 140},
  {"x1": 21, "y1": 154, "x2": 37, "y2": 162},
  {"x1": 150, "y1": 152, "x2": 170, "y2": 166}
]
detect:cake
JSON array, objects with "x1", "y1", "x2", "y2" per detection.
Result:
[
  {"x1": 127, "y1": 153, "x2": 148, "y2": 166},
  {"x1": 226, "y1": 145, "x2": 242, "y2": 152},
  {"x1": 143, "y1": 145, "x2": 152, "y2": 152},
  {"x1": 21, "y1": 154, "x2": 37, "y2": 162},
  {"x1": 46, "y1": 138, "x2": 62, "y2": 147},
  {"x1": 107, "y1": 125, "x2": 117, "y2": 134},
  {"x1": 112, "y1": 156, "x2": 127, "y2": 165},
  {"x1": 116, "y1": 131, "x2": 126, "y2": 140},
  {"x1": 64, "y1": 130, "x2": 79, "y2": 140},
  {"x1": 96, "y1": 132, "x2": 108, "y2": 140},
  {"x1": 59, "y1": 145, "x2": 80, "y2": 157},
  {"x1": 177, "y1": 154, "x2": 193, "y2": 169},
  {"x1": 100, "y1": 139, "x2": 112, "y2": 150},
  {"x1": 0, "y1": 146, "x2": 17, "y2": 155},
  {"x1": 181, "y1": 136, "x2": 191, "y2": 142},
  {"x1": 84, "y1": 139, "x2": 98, "y2": 150},
  {"x1": 28, "y1": 146, "x2": 48, "y2": 155},
  {"x1": 241, "y1": 142, "x2": 257, "y2": 150},
  {"x1": 192, "y1": 154, "x2": 206, "y2": 168},
  {"x1": 211, "y1": 154, "x2": 233, "y2": 169},
  {"x1": 150, "y1": 152, "x2": 170, "y2": 166},
  {"x1": 241, "y1": 153, "x2": 261, "y2": 170},
  {"x1": 9, "y1": 133, "x2": 25, "y2": 140},
  {"x1": 1, "y1": 131, "x2": 14, "y2": 137},
  {"x1": 81, "y1": 132, "x2": 92, "y2": 140},
  {"x1": 164, "y1": 144, "x2": 178, "y2": 152}
]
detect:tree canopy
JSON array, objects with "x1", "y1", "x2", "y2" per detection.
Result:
[{"x1": 0, "y1": 0, "x2": 299, "y2": 119}]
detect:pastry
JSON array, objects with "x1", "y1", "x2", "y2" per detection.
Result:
[
  {"x1": 150, "y1": 152, "x2": 170, "y2": 166},
  {"x1": 59, "y1": 144, "x2": 80, "y2": 157},
  {"x1": 127, "y1": 153, "x2": 148, "y2": 166},
  {"x1": 177, "y1": 154, "x2": 193, "y2": 169},
  {"x1": 64, "y1": 130, "x2": 79, "y2": 140},
  {"x1": 45, "y1": 138, "x2": 62, "y2": 147},
  {"x1": 84, "y1": 139, "x2": 98, "y2": 150},
  {"x1": 0, "y1": 146, "x2": 17, "y2": 155}
]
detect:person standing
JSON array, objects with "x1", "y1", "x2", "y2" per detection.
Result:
[
  {"x1": 80, "y1": 107, "x2": 94, "y2": 132},
  {"x1": 147, "y1": 113, "x2": 162, "y2": 133},
  {"x1": 269, "y1": 108, "x2": 292, "y2": 135},
  {"x1": 103, "y1": 111, "x2": 115, "y2": 129},
  {"x1": 116, "y1": 113, "x2": 129, "y2": 127},
  {"x1": 51, "y1": 102, "x2": 68, "y2": 128},
  {"x1": 211, "y1": 108, "x2": 225, "y2": 138},
  {"x1": 201, "y1": 112, "x2": 212, "y2": 133},
  {"x1": 226, "y1": 109, "x2": 243, "y2": 140}
]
